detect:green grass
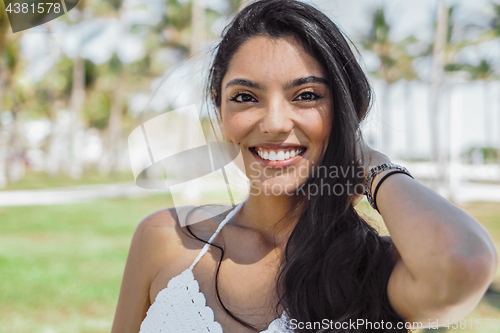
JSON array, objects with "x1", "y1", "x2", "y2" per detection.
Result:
[
  {"x1": 0, "y1": 194, "x2": 173, "y2": 333},
  {"x1": 1, "y1": 170, "x2": 134, "y2": 191},
  {"x1": 0, "y1": 197, "x2": 499, "y2": 332}
]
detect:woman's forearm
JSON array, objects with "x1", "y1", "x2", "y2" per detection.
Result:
[{"x1": 370, "y1": 154, "x2": 498, "y2": 304}]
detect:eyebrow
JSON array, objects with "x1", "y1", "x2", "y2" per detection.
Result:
[
  {"x1": 225, "y1": 78, "x2": 262, "y2": 89},
  {"x1": 284, "y1": 76, "x2": 329, "y2": 89},
  {"x1": 225, "y1": 76, "x2": 329, "y2": 90}
]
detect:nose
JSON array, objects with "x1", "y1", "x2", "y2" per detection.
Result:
[{"x1": 259, "y1": 97, "x2": 294, "y2": 137}]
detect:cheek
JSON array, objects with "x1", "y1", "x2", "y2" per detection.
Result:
[
  {"x1": 304, "y1": 106, "x2": 332, "y2": 160},
  {"x1": 321, "y1": 104, "x2": 333, "y2": 141},
  {"x1": 221, "y1": 111, "x2": 253, "y2": 143},
  {"x1": 306, "y1": 107, "x2": 332, "y2": 145}
]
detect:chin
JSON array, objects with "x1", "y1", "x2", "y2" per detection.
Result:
[{"x1": 250, "y1": 177, "x2": 305, "y2": 197}]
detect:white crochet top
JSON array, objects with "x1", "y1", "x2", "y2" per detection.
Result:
[{"x1": 139, "y1": 200, "x2": 294, "y2": 333}]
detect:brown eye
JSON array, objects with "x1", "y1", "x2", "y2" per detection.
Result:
[
  {"x1": 294, "y1": 91, "x2": 321, "y2": 102},
  {"x1": 231, "y1": 93, "x2": 257, "y2": 103}
]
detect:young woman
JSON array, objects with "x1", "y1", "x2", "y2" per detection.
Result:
[{"x1": 112, "y1": 1, "x2": 498, "y2": 332}]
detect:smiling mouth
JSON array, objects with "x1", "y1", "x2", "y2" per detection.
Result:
[{"x1": 250, "y1": 147, "x2": 307, "y2": 161}]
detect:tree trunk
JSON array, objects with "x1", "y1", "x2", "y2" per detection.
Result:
[
  {"x1": 66, "y1": 56, "x2": 86, "y2": 179},
  {"x1": 380, "y1": 81, "x2": 392, "y2": 156},
  {"x1": 483, "y1": 81, "x2": 493, "y2": 147},
  {"x1": 190, "y1": 0, "x2": 206, "y2": 56},
  {"x1": 6, "y1": 109, "x2": 26, "y2": 183},
  {"x1": 429, "y1": 0, "x2": 449, "y2": 195},
  {"x1": 449, "y1": 83, "x2": 463, "y2": 204},
  {"x1": 0, "y1": 122, "x2": 9, "y2": 189},
  {"x1": 404, "y1": 80, "x2": 415, "y2": 159},
  {"x1": 99, "y1": 76, "x2": 124, "y2": 174},
  {"x1": 0, "y1": 70, "x2": 8, "y2": 188},
  {"x1": 498, "y1": 82, "x2": 500, "y2": 167},
  {"x1": 46, "y1": 99, "x2": 67, "y2": 176}
]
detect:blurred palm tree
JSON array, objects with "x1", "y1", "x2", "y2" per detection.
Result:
[
  {"x1": 74, "y1": 0, "x2": 247, "y2": 176},
  {"x1": 62, "y1": 0, "x2": 88, "y2": 179},
  {"x1": 432, "y1": 0, "x2": 499, "y2": 191},
  {"x1": 95, "y1": 0, "x2": 248, "y2": 173},
  {"x1": 94, "y1": 0, "x2": 128, "y2": 175},
  {"x1": 1, "y1": 0, "x2": 250, "y2": 185},
  {"x1": 456, "y1": 0, "x2": 500, "y2": 166},
  {"x1": 154, "y1": 0, "x2": 247, "y2": 55},
  {"x1": 152, "y1": 0, "x2": 196, "y2": 55},
  {"x1": 39, "y1": 55, "x2": 74, "y2": 176},
  {"x1": 446, "y1": 59, "x2": 497, "y2": 148},
  {"x1": 0, "y1": 3, "x2": 28, "y2": 188},
  {"x1": 428, "y1": 1, "x2": 477, "y2": 194},
  {"x1": 49, "y1": 0, "x2": 146, "y2": 176},
  {"x1": 360, "y1": 7, "x2": 419, "y2": 156},
  {"x1": 428, "y1": 0, "x2": 450, "y2": 194},
  {"x1": 482, "y1": 1, "x2": 500, "y2": 41},
  {"x1": 485, "y1": 1, "x2": 500, "y2": 165}
]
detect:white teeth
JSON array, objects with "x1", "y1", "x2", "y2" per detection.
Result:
[
  {"x1": 277, "y1": 151, "x2": 285, "y2": 161},
  {"x1": 255, "y1": 148, "x2": 305, "y2": 161}
]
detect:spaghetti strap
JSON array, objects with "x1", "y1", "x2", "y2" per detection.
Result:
[{"x1": 188, "y1": 199, "x2": 247, "y2": 271}]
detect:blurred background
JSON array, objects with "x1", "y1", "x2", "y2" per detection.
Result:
[{"x1": 0, "y1": 0, "x2": 499, "y2": 332}]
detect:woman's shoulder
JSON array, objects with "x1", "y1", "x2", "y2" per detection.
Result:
[
  {"x1": 133, "y1": 208, "x2": 179, "y2": 252},
  {"x1": 134, "y1": 205, "x2": 235, "y2": 296},
  {"x1": 128, "y1": 208, "x2": 182, "y2": 278},
  {"x1": 134, "y1": 204, "x2": 234, "y2": 257}
]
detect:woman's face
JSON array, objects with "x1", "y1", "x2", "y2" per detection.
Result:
[{"x1": 220, "y1": 35, "x2": 332, "y2": 196}]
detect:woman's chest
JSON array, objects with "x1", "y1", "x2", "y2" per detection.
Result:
[{"x1": 149, "y1": 253, "x2": 282, "y2": 332}]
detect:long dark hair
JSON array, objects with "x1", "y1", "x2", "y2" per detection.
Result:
[{"x1": 189, "y1": 0, "x2": 410, "y2": 332}]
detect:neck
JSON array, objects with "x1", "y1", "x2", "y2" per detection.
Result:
[{"x1": 234, "y1": 193, "x2": 300, "y2": 248}]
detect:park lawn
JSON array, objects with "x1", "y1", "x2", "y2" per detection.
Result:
[
  {"x1": 0, "y1": 197, "x2": 498, "y2": 332},
  {"x1": 1, "y1": 170, "x2": 133, "y2": 191},
  {"x1": 0, "y1": 194, "x2": 173, "y2": 333}
]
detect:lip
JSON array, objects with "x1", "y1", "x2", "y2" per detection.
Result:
[{"x1": 248, "y1": 143, "x2": 307, "y2": 168}]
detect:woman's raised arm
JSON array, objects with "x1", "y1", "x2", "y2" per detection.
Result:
[{"x1": 361, "y1": 140, "x2": 498, "y2": 328}]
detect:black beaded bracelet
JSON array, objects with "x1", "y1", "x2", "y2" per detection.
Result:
[
  {"x1": 365, "y1": 163, "x2": 410, "y2": 210},
  {"x1": 372, "y1": 170, "x2": 414, "y2": 213}
]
